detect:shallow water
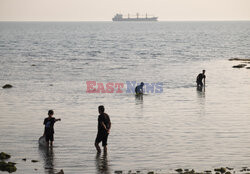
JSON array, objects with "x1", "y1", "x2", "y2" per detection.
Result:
[{"x1": 0, "y1": 22, "x2": 250, "y2": 174}]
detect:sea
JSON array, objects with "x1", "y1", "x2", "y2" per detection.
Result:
[{"x1": 0, "y1": 21, "x2": 250, "y2": 174}]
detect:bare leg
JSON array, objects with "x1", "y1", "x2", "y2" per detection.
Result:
[
  {"x1": 95, "y1": 142, "x2": 101, "y2": 153},
  {"x1": 103, "y1": 146, "x2": 107, "y2": 153}
]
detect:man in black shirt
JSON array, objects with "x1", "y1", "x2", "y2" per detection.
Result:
[
  {"x1": 196, "y1": 70, "x2": 206, "y2": 90},
  {"x1": 44, "y1": 110, "x2": 61, "y2": 147},
  {"x1": 95, "y1": 105, "x2": 111, "y2": 153},
  {"x1": 135, "y1": 82, "x2": 144, "y2": 94}
]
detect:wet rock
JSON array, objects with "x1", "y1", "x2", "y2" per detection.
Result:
[
  {"x1": 2, "y1": 84, "x2": 13, "y2": 89},
  {"x1": 0, "y1": 152, "x2": 11, "y2": 160},
  {"x1": 229, "y1": 58, "x2": 250, "y2": 61},
  {"x1": 183, "y1": 169, "x2": 195, "y2": 174},
  {"x1": 232, "y1": 64, "x2": 247, "y2": 68},
  {"x1": 0, "y1": 161, "x2": 17, "y2": 173},
  {"x1": 31, "y1": 160, "x2": 39, "y2": 163},
  {"x1": 214, "y1": 167, "x2": 226, "y2": 173},
  {"x1": 176, "y1": 168, "x2": 183, "y2": 173},
  {"x1": 56, "y1": 169, "x2": 64, "y2": 174}
]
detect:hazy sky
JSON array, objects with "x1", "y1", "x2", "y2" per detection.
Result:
[{"x1": 0, "y1": 0, "x2": 250, "y2": 21}]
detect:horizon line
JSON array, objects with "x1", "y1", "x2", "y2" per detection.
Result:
[{"x1": 0, "y1": 20, "x2": 250, "y2": 22}]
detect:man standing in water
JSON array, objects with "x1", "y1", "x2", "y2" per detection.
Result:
[
  {"x1": 95, "y1": 105, "x2": 111, "y2": 153},
  {"x1": 44, "y1": 110, "x2": 61, "y2": 147},
  {"x1": 196, "y1": 70, "x2": 206, "y2": 90},
  {"x1": 135, "y1": 82, "x2": 144, "y2": 94}
]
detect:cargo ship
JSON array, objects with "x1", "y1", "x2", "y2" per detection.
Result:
[{"x1": 112, "y1": 13, "x2": 158, "y2": 22}]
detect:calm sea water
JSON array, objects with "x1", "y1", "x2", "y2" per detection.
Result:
[{"x1": 0, "y1": 22, "x2": 250, "y2": 174}]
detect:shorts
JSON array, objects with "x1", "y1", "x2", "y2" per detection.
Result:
[
  {"x1": 95, "y1": 132, "x2": 109, "y2": 146},
  {"x1": 45, "y1": 133, "x2": 54, "y2": 142},
  {"x1": 197, "y1": 81, "x2": 203, "y2": 87}
]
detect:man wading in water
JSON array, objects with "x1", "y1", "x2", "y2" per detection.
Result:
[
  {"x1": 196, "y1": 70, "x2": 206, "y2": 90},
  {"x1": 95, "y1": 105, "x2": 111, "y2": 153}
]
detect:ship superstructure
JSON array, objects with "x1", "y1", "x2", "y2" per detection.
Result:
[{"x1": 112, "y1": 13, "x2": 158, "y2": 21}]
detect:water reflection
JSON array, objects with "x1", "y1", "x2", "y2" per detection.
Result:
[
  {"x1": 196, "y1": 88, "x2": 206, "y2": 116},
  {"x1": 38, "y1": 146, "x2": 55, "y2": 174},
  {"x1": 196, "y1": 88, "x2": 206, "y2": 99},
  {"x1": 95, "y1": 152, "x2": 111, "y2": 174},
  {"x1": 135, "y1": 94, "x2": 143, "y2": 105}
]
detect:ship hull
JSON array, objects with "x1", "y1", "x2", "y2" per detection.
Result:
[{"x1": 112, "y1": 17, "x2": 158, "y2": 22}]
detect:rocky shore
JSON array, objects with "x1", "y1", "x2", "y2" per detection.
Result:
[
  {"x1": 229, "y1": 58, "x2": 250, "y2": 69},
  {"x1": 1, "y1": 151, "x2": 250, "y2": 174},
  {"x1": 115, "y1": 167, "x2": 250, "y2": 174},
  {"x1": 0, "y1": 152, "x2": 16, "y2": 173}
]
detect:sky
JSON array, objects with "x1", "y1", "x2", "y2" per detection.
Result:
[{"x1": 0, "y1": 0, "x2": 250, "y2": 21}]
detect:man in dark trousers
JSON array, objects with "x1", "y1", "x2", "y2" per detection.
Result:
[
  {"x1": 196, "y1": 70, "x2": 206, "y2": 90},
  {"x1": 43, "y1": 110, "x2": 61, "y2": 147},
  {"x1": 95, "y1": 105, "x2": 111, "y2": 153}
]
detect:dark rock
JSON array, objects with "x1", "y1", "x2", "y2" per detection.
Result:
[
  {"x1": 31, "y1": 160, "x2": 39, "y2": 163},
  {"x1": 176, "y1": 168, "x2": 183, "y2": 173},
  {"x1": 232, "y1": 64, "x2": 247, "y2": 68},
  {"x1": 22, "y1": 158, "x2": 26, "y2": 161},
  {"x1": 0, "y1": 152, "x2": 11, "y2": 160},
  {"x1": 204, "y1": 170, "x2": 212, "y2": 173},
  {"x1": 0, "y1": 161, "x2": 17, "y2": 173},
  {"x1": 7, "y1": 162, "x2": 16, "y2": 165},
  {"x1": 220, "y1": 168, "x2": 227, "y2": 173},
  {"x1": 214, "y1": 167, "x2": 226, "y2": 173},
  {"x1": 215, "y1": 172, "x2": 220, "y2": 174},
  {"x1": 56, "y1": 169, "x2": 64, "y2": 174},
  {"x1": 31, "y1": 64, "x2": 36, "y2": 66},
  {"x1": 246, "y1": 67, "x2": 250, "y2": 69},
  {"x1": 147, "y1": 172, "x2": 154, "y2": 174},
  {"x1": 2, "y1": 84, "x2": 13, "y2": 89},
  {"x1": 183, "y1": 169, "x2": 195, "y2": 174},
  {"x1": 114, "y1": 171, "x2": 123, "y2": 174},
  {"x1": 226, "y1": 167, "x2": 233, "y2": 170},
  {"x1": 229, "y1": 58, "x2": 250, "y2": 61},
  {"x1": 241, "y1": 167, "x2": 248, "y2": 172},
  {"x1": 225, "y1": 172, "x2": 231, "y2": 174}
]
